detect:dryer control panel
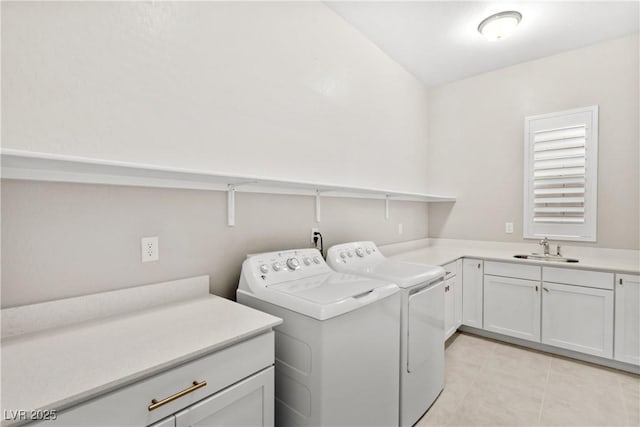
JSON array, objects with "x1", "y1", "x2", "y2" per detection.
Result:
[
  {"x1": 327, "y1": 241, "x2": 385, "y2": 267},
  {"x1": 245, "y1": 248, "x2": 331, "y2": 286}
]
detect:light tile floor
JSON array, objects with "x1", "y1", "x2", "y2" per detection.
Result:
[{"x1": 417, "y1": 332, "x2": 640, "y2": 426}]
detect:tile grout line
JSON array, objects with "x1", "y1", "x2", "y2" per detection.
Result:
[
  {"x1": 444, "y1": 336, "x2": 496, "y2": 427},
  {"x1": 536, "y1": 355, "x2": 552, "y2": 426},
  {"x1": 616, "y1": 374, "x2": 630, "y2": 426},
  {"x1": 441, "y1": 334, "x2": 638, "y2": 427},
  {"x1": 449, "y1": 341, "x2": 498, "y2": 426}
]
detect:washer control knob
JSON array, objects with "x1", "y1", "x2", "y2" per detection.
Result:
[
  {"x1": 313, "y1": 256, "x2": 321, "y2": 264},
  {"x1": 356, "y1": 247, "x2": 365, "y2": 257},
  {"x1": 347, "y1": 250, "x2": 354, "y2": 257},
  {"x1": 340, "y1": 252, "x2": 347, "y2": 259},
  {"x1": 287, "y1": 258, "x2": 300, "y2": 270},
  {"x1": 366, "y1": 248, "x2": 372, "y2": 254},
  {"x1": 272, "y1": 262, "x2": 282, "y2": 271},
  {"x1": 303, "y1": 257, "x2": 312, "y2": 266},
  {"x1": 259, "y1": 264, "x2": 269, "y2": 274}
]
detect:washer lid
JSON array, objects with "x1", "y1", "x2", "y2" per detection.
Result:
[
  {"x1": 346, "y1": 260, "x2": 445, "y2": 288},
  {"x1": 269, "y1": 272, "x2": 391, "y2": 304},
  {"x1": 244, "y1": 272, "x2": 399, "y2": 320}
]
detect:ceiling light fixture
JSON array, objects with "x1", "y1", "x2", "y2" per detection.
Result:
[{"x1": 478, "y1": 11, "x2": 522, "y2": 41}]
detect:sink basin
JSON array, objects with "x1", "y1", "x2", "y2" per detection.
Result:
[{"x1": 514, "y1": 254, "x2": 579, "y2": 263}]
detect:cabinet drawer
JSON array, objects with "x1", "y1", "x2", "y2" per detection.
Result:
[
  {"x1": 43, "y1": 332, "x2": 274, "y2": 427},
  {"x1": 485, "y1": 261, "x2": 541, "y2": 281},
  {"x1": 616, "y1": 273, "x2": 640, "y2": 287},
  {"x1": 543, "y1": 267, "x2": 613, "y2": 290},
  {"x1": 175, "y1": 367, "x2": 274, "y2": 427},
  {"x1": 442, "y1": 261, "x2": 458, "y2": 279}
]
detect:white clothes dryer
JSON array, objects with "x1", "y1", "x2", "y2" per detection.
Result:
[
  {"x1": 237, "y1": 248, "x2": 401, "y2": 427},
  {"x1": 327, "y1": 242, "x2": 445, "y2": 427}
]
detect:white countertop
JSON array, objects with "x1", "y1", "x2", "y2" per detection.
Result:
[
  {"x1": 385, "y1": 239, "x2": 640, "y2": 274},
  {"x1": 1, "y1": 282, "x2": 281, "y2": 418}
]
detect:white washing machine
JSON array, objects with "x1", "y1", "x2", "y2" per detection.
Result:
[
  {"x1": 237, "y1": 248, "x2": 401, "y2": 427},
  {"x1": 327, "y1": 242, "x2": 445, "y2": 427}
]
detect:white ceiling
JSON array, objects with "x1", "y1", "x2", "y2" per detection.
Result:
[{"x1": 326, "y1": 1, "x2": 640, "y2": 86}]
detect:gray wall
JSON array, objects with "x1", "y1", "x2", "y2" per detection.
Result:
[
  {"x1": 427, "y1": 34, "x2": 639, "y2": 249},
  {"x1": 1, "y1": 180, "x2": 429, "y2": 308}
]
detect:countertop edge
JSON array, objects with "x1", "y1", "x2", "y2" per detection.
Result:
[
  {"x1": 2, "y1": 293, "x2": 283, "y2": 423},
  {"x1": 35, "y1": 324, "x2": 280, "y2": 416},
  {"x1": 388, "y1": 245, "x2": 640, "y2": 275}
]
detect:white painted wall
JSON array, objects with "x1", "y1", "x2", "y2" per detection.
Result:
[
  {"x1": 427, "y1": 34, "x2": 639, "y2": 250},
  {"x1": 0, "y1": 1, "x2": 432, "y2": 308},
  {"x1": 1, "y1": 1, "x2": 429, "y2": 193}
]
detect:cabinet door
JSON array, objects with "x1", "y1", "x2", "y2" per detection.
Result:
[
  {"x1": 542, "y1": 282, "x2": 613, "y2": 358},
  {"x1": 615, "y1": 274, "x2": 640, "y2": 365},
  {"x1": 454, "y1": 259, "x2": 463, "y2": 329},
  {"x1": 484, "y1": 275, "x2": 541, "y2": 342},
  {"x1": 175, "y1": 367, "x2": 274, "y2": 427},
  {"x1": 149, "y1": 417, "x2": 176, "y2": 427},
  {"x1": 462, "y1": 259, "x2": 483, "y2": 328},
  {"x1": 444, "y1": 277, "x2": 456, "y2": 340}
]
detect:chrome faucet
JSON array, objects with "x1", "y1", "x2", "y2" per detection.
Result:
[{"x1": 539, "y1": 237, "x2": 550, "y2": 256}]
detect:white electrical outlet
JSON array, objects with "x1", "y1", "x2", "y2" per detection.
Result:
[
  {"x1": 505, "y1": 222, "x2": 514, "y2": 234},
  {"x1": 311, "y1": 228, "x2": 320, "y2": 246},
  {"x1": 141, "y1": 236, "x2": 159, "y2": 262},
  {"x1": 398, "y1": 223, "x2": 404, "y2": 234}
]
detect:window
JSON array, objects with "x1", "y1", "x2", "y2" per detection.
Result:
[{"x1": 523, "y1": 105, "x2": 598, "y2": 242}]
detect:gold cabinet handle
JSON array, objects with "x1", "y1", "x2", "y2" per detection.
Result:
[{"x1": 148, "y1": 380, "x2": 207, "y2": 411}]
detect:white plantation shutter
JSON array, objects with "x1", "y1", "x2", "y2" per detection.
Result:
[
  {"x1": 533, "y1": 125, "x2": 586, "y2": 224},
  {"x1": 524, "y1": 106, "x2": 598, "y2": 241}
]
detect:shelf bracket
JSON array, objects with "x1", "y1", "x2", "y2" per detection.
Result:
[
  {"x1": 227, "y1": 184, "x2": 236, "y2": 227},
  {"x1": 385, "y1": 196, "x2": 390, "y2": 220},
  {"x1": 226, "y1": 181, "x2": 257, "y2": 227},
  {"x1": 315, "y1": 190, "x2": 322, "y2": 223}
]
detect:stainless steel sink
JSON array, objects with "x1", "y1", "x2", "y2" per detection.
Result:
[{"x1": 513, "y1": 254, "x2": 579, "y2": 263}]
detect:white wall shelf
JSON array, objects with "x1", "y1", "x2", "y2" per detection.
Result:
[{"x1": 1, "y1": 149, "x2": 456, "y2": 225}]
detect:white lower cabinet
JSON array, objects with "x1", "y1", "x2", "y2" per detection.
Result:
[
  {"x1": 462, "y1": 259, "x2": 483, "y2": 328},
  {"x1": 484, "y1": 275, "x2": 541, "y2": 342},
  {"x1": 443, "y1": 260, "x2": 462, "y2": 340},
  {"x1": 37, "y1": 332, "x2": 275, "y2": 427},
  {"x1": 458, "y1": 258, "x2": 634, "y2": 370},
  {"x1": 541, "y1": 282, "x2": 613, "y2": 358},
  {"x1": 614, "y1": 274, "x2": 640, "y2": 366},
  {"x1": 443, "y1": 277, "x2": 457, "y2": 339}
]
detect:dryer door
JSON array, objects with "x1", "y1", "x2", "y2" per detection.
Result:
[{"x1": 407, "y1": 280, "x2": 445, "y2": 372}]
